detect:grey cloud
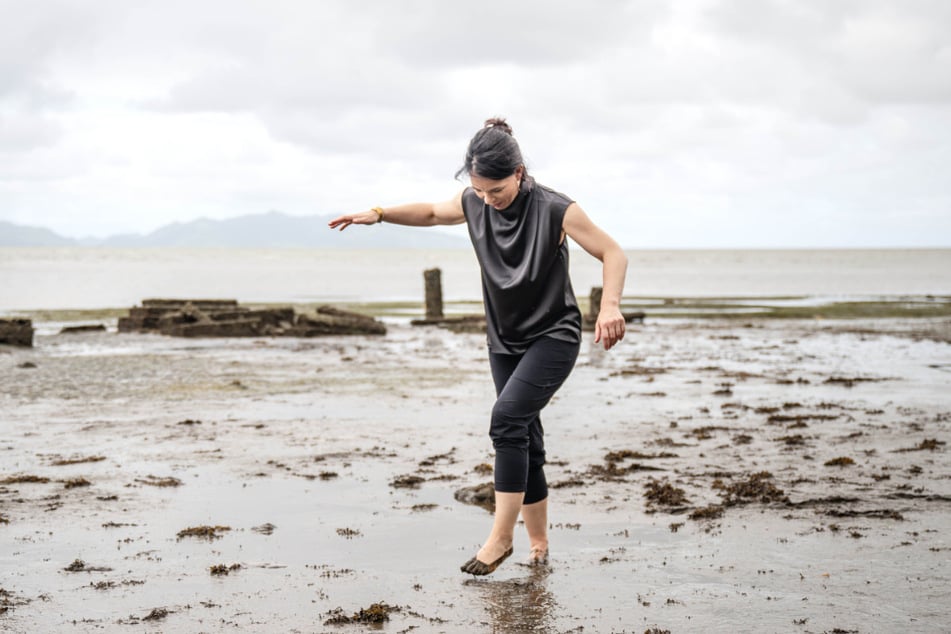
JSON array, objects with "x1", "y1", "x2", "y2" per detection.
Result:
[
  {"x1": 1, "y1": 0, "x2": 948, "y2": 247},
  {"x1": 508, "y1": 0, "x2": 951, "y2": 136},
  {"x1": 154, "y1": 57, "x2": 442, "y2": 114},
  {"x1": 0, "y1": 1, "x2": 104, "y2": 102},
  {"x1": 259, "y1": 108, "x2": 474, "y2": 173},
  {"x1": 367, "y1": 0, "x2": 669, "y2": 68},
  {"x1": 144, "y1": 1, "x2": 668, "y2": 129},
  {"x1": 703, "y1": 0, "x2": 951, "y2": 106},
  {"x1": 0, "y1": 113, "x2": 61, "y2": 152}
]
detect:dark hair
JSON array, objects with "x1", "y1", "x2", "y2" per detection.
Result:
[{"x1": 455, "y1": 117, "x2": 526, "y2": 180}]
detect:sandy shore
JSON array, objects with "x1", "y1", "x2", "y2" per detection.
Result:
[{"x1": 1, "y1": 317, "x2": 950, "y2": 633}]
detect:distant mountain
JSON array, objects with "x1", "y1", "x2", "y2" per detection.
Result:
[
  {"x1": 0, "y1": 221, "x2": 77, "y2": 247},
  {"x1": 0, "y1": 212, "x2": 469, "y2": 248}
]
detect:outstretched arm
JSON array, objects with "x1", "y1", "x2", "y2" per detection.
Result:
[
  {"x1": 563, "y1": 203, "x2": 629, "y2": 350},
  {"x1": 328, "y1": 190, "x2": 466, "y2": 230}
]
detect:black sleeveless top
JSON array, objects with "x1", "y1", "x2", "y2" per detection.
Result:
[{"x1": 462, "y1": 176, "x2": 582, "y2": 354}]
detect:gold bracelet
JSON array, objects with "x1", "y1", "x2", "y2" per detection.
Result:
[{"x1": 371, "y1": 207, "x2": 385, "y2": 223}]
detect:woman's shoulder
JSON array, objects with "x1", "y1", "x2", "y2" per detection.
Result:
[
  {"x1": 460, "y1": 186, "x2": 483, "y2": 217},
  {"x1": 461, "y1": 186, "x2": 481, "y2": 205},
  {"x1": 532, "y1": 181, "x2": 574, "y2": 208}
]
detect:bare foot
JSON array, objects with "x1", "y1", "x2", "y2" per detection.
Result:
[{"x1": 527, "y1": 542, "x2": 549, "y2": 565}]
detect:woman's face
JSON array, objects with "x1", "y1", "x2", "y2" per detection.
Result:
[{"x1": 470, "y1": 168, "x2": 522, "y2": 210}]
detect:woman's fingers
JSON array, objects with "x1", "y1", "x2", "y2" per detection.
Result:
[
  {"x1": 596, "y1": 312, "x2": 626, "y2": 350},
  {"x1": 329, "y1": 210, "x2": 378, "y2": 230},
  {"x1": 328, "y1": 215, "x2": 356, "y2": 230}
]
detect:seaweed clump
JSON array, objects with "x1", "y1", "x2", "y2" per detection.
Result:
[
  {"x1": 136, "y1": 475, "x2": 183, "y2": 487},
  {"x1": 390, "y1": 474, "x2": 425, "y2": 489},
  {"x1": 209, "y1": 563, "x2": 242, "y2": 576},
  {"x1": 644, "y1": 479, "x2": 690, "y2": 512},
  {"x1": 825, "y1": 457, "x2": 856, "y2": 467},
  {"x1": 142, "y1": 608, "x2": 170, "y2": 621},
  {"x1": 688, "y1": 505, "x2": 725, "y2": 521},
  {"x1": 51, "y1": 456, "x2": 106, "y2": 466},
  {"x1": 715, "y1": 471, "x2": 788, "y2": 507},
  {"x1": 895, "y1": 438, "x2": 946, "y2": 452},
  {"x1": 0, "y1": 475, "x2": 51, "y2": 485},
  {"x1": 605, "y1": 449, "x2": 677, "y2": 462},
  {"x1": 63, "y1": 559, "x2": 88, "y2": 572},
  {"x1": 336, "y1": 527, "x2": 362, "y2": 539},
  {"x1": 324, "y1": 602, "x2": 399, "y2": 625},
  {"x1": 1, "y1": 587, "x2": 23, "y2": 615},
  {"x1": 63, "y1": 559, "x2": 113, "y2": 573},
  {"x1": 588, "y1": 450, "x2": 667, "y2": 481},
  {"x1": 176, "y1": 525, "x2": 231, "y2": 540}
]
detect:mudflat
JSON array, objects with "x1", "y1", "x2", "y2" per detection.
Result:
[{"x1": 1, "y1": 317, "x2": 949, "y2": 633}]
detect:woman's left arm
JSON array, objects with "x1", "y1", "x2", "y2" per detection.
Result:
[{"x1": 563, "y1": 203, "x2": 629, "y2": 350}]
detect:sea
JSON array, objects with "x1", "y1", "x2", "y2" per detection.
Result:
[{"x1": 1, "y1": 247, "x2": 950, "y2": 313}]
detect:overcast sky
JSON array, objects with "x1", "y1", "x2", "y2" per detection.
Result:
[{"x1": 1, "y1": 0, "x2": 949, "y2": 248}]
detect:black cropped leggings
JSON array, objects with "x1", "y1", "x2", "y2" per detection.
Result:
[{"x1": 488, "y1": 336, "x2": 580, "y2": 505}]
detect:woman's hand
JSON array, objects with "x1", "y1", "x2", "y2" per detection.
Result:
[
  {"x1": 594, "y1": 306, "x2": 626, "y2": 350},
  {"x1": 328, "y1": 210, "x2": 380, "y2": 231}
]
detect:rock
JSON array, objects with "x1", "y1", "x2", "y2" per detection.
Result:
[
  {"x1": 0, "y1": 319, "x2": 33, "y2": 347},
  {"x1": 454, "y1": 481, "x2": 495, "y2": 512}
]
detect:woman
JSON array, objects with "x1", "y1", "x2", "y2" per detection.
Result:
[{"x1": 329, "y1": 117, "x2": 628, "y2": 575}]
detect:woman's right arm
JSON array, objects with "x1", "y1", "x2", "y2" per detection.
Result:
[{"x1": 328, "y1": 189, "x2": 466, "y2": 231}]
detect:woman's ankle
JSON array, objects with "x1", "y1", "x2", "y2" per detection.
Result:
[{"x1": 482, "y1": 535, "x2": 513, "y2": 550}]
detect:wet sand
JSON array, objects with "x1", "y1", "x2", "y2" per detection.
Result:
[{"x1": 1, "y1": 317, "x2": 950, "y2": 633}]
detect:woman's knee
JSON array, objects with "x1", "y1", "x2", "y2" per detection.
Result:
[{"x1": 489, "y1": 400, "x2": 530, "y2": 445}]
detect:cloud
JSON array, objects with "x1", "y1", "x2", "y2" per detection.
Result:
[
  {"x1": 0, "y1": 2, "x2": 84, "y2": 103},
  {"x1": 0, "y1": 0, "x2": 948, "y2": 246},
  {"x1": 702, "y1": 0, "x2": 951, "y2": 106},
  {"x1": 370, "y1": 0, "x2": 668, "y2": 68},
  {"x1": 0, "y1": 112, "x2": 61, "y2": 152}
]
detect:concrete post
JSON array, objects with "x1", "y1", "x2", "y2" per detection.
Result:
[
  {"x1": 589, "y1": 286, "x2": 603, "y2": 324},
  {"x1": 424, "y1": 268, "x2": 444, "y2": 320}
]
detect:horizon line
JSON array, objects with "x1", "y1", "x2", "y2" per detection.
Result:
[{"x1": 3, "y1": 244, "x2": 950, "y2": 251}]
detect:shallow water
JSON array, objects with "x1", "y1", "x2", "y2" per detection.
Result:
[
  {"x1": 1, "y1": 320, "x2": 950, "y2": 632},
  {"x1": 2, "y1": 247, "x2": 950, "y2": 311}
]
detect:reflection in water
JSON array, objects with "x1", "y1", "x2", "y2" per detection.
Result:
[{"x1": 464, "y1": 567, "x2": 558, "y2": 633}]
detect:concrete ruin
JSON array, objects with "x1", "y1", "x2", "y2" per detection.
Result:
[
  {"x1": 118, "y1": 299, "x2": 385, "y2": 338},
  {"x1": 0, "y1": 318, "x2": 34, "y2": 347}
]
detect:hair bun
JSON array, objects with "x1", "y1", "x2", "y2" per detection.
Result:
[{"x1": 484, "y1": 117, "x2": 513, "y2": 136}]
